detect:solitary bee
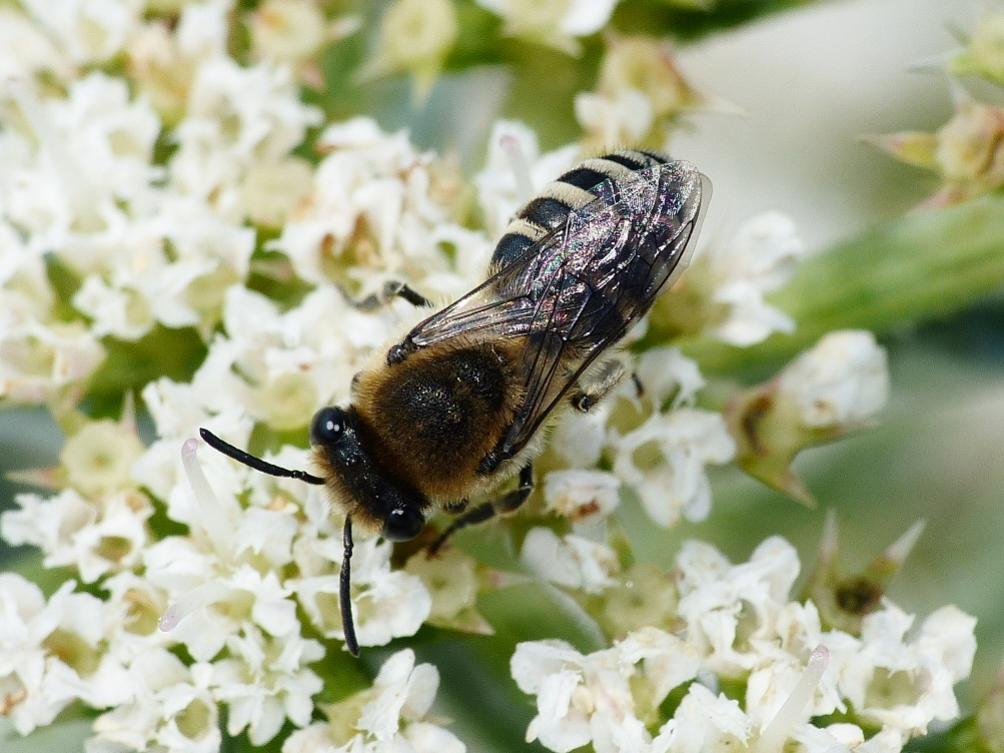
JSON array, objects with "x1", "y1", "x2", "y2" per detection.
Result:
[{"x1": 202, "y1": 149, "x2": 710, "y2": 655}]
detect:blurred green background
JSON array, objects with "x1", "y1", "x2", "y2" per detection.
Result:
[{"x1": 2, "y1": 0, "x2": 1001, "y2": 751}]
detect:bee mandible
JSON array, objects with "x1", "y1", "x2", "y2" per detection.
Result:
[{"x1": 201, "y1": 149, "x2": 710, "y2": 655}]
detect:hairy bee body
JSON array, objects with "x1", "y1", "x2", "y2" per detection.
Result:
[
  {"x1": 351, "y1": 339, "x2": 525, "y2": 503},
  {"x1": 318, "y1": 149, "x2": 709, "y2": 534},
  {"x1": 203, "y1": 149, "x2": 709, "y2": 655}
]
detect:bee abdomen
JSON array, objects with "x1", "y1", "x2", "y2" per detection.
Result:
[
  {"x1": 529, "y1": 150, "x2": 671, "y2": 217},
  {"x1": 492, "y1": 232, "x2": 536, "y2": 267},
  {"x1": 598, "y1": 149, "x2": 668, "y2": 172},
  {"x1": 564, "y1": 150, "x2": 668, "y2": 188},
  {"x1": 518, "y1": 197, "x2": 573, "y2": 230},
  {"x1": 492, "y1": 149, "x2": 671, "y2": 269}
]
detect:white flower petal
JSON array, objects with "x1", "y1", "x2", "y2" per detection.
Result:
[{"x1": 778, "y1": 331, "x2": 890, "y2": 429}]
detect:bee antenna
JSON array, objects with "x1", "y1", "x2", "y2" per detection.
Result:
[
  {"x1": 340, "y1": 516, "x2": 360, "y2": 656},
  {"x1": 198, "y1": 428, "x2": 326, "y2": 485}
]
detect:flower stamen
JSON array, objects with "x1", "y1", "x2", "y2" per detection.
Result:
[
  {"x1": 158, "y1": 581, "x2": 230, "y2": 632},
  {"x1": 754, "y1": 644, "x2": 830, "y2": 753},
  {"x1": 181, "y1": 438, "x2": 235, "y2": 557}
]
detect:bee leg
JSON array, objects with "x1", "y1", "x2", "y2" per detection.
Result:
[
  {"x1": 383, "y1": 280, "x2": 433, "y2": 308},
  {"x1": 348, "y1": 280, "x2": 433, "y2": 310},
  {"x1": 631, "y1": 372, "x2": 645, "y2": 398},
  {"x1": 569, "y1": 360, "x2": 627, "y2": 413},
  {"x1": 429, "y1": 464, "x2": 534, "y2": 555}
]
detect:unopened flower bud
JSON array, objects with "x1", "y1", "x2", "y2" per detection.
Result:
[
  {"x1": 726, "y1": 330, "x2": 889, "y2": 503},
  {"x1": 577, "y1": 34, "x2": 714, "y2": 148},
  {"x1": 249, "y1": 0, "x2": 328, "y2": 66},
  {"x1": 361, "y1": 0, "x2": 458, "y2": 102},
  {"x1": 803, "y1": 511, "x2": 926, "y2": 634},
  {"x1": 951, "y1": 13, "x2": 1004, "y2": 86},
  {"x1": 476, "y1": 0, "x2": 616, "y2": 55},
  {"x1": 978, "y1": 667, "x2": 1004, "y2": 753},
  {"x1": 935, "y1": 98, "x2": 1004, "y2": 185},
  {"x1": 61, "y1": 419, "x2": 145, "y2": 498},
  {"x1": 866, "y1": 88, "x2": 1004, "y2": 206},
  {"x1": 405, "y1": 549, "x2": 491, "y2": 634}
]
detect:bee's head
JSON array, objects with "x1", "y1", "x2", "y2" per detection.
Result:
[
  {"x1": 309, "y1": 405, "x2": 353, "y2": 448},
  {"x1": 309, "y1": 406, "x2": 426, "y2": 541}
]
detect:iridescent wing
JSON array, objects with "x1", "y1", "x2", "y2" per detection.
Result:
[{"x1": 400, "y1": 161, "x2": 710, "y2": 463}]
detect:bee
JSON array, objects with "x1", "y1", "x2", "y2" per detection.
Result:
[{"x1": 201, "y1": 149, "x2": 710, "y2": 655}]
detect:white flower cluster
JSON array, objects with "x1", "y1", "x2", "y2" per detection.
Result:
[
  {"x1": 474, "y1": 0, "x2": 618, "y2": 55},
  {"x1": 1, "y1": 2, "x2": 480, "y2": 748},
  {"x1": 0, "y1": 0, "x2": 320, "y2": 403},
  {"x1": 651, "y1": 210, "x2": 809, "y2": 349},
  {"x1": 274, "y1": 116, "x2": 488, "y2": 299},
  {"x1": 284, "y1": 649, "x2": 465, "y2": 753},
  {"x1": 0, "y1": 575, "x2": 132, "y2": 737},
  {"x1": 699, "y1": 211, "x2": 807, "y2": 347},
  {"x1": 512, "y1": 538, "x2": 977, "y2": 753},
  {"x1": 537, "y1": 342, "x2": 735, "y2": 531},
  {"x1": 778, "y1": 330, "x2": 890, "y2": 430},
  {"x1": 0, "y1": 3, "x2": 973, "y2": 752}
]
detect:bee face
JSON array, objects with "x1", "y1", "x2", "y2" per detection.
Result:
[
  {"x1": 381, "y1": 505, "x2": 425, "y2": 542},
  {"x1": 309, "y1": 405, "x2": 428, "y2": 542}
]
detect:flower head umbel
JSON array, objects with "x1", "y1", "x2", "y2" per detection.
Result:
[
  {"x1": 0, "y1": 4, "x2": 985, "y2": 753},
  {"x1": 513, "y1": 538, "x2": 976, "y2": 753},
  {"x1": 865, "y1": 84, "x2": 1004, "y2": 207}
]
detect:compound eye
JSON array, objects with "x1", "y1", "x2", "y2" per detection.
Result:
[
  {"x1": 310, "y1": 407, "x2": 345, "y2": 446},
  {"x1": 382, "y1": 506, "x2": 425, "y2": 542}
]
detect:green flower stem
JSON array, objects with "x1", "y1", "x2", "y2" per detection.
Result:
[
  {"x1": 612, "y1": 0, "x2": 821, "y2": 41},
  {"x1": 667, "y1": 194, "x2": 1004, "y2": 375},
  {"x1": 0, "y1": 718, "x2": 92, "y2": 753},
  {"x1": 9, "y1": 552, "x2": 76, "y2": 598},
  {"x1": 904, "y1": 715, "x2": 984, "y2": 752}
]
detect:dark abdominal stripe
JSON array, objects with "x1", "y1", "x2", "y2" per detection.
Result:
[
  {"x1": 493, "y1": 150, "x2": 671, "y2": 268},
  {"x1": 518, "y1": 197, "x2": 574, "y2": 230},
  {"x1": 517, "y1": 151, "x2": 669, "y2": 231}
]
